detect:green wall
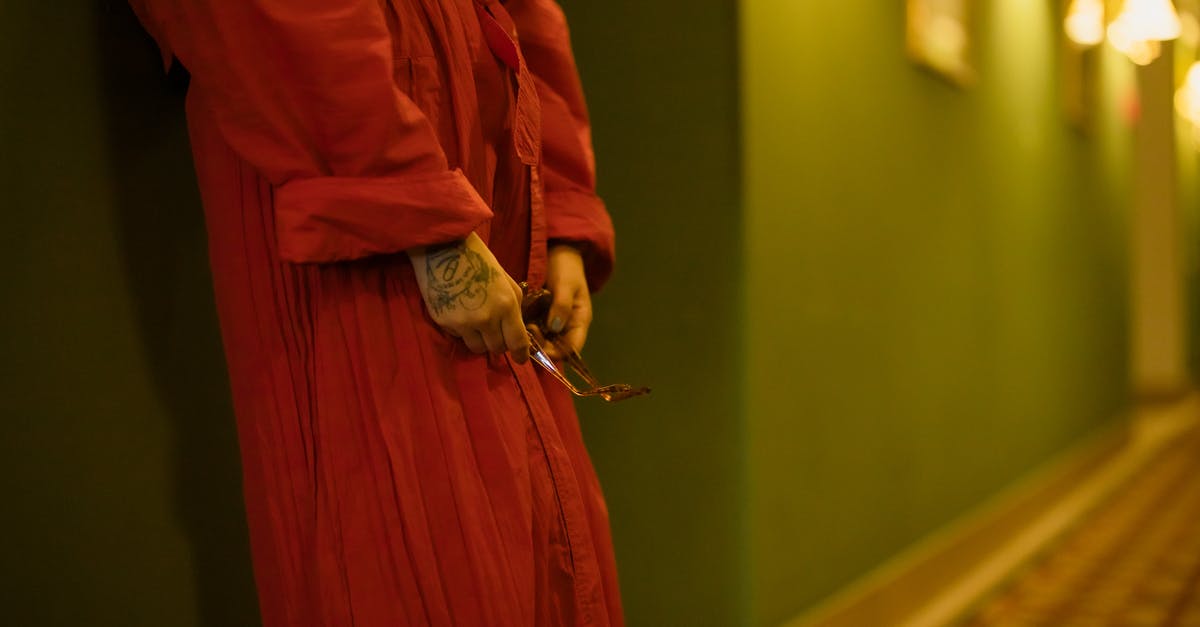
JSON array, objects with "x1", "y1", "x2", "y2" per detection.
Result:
[
  {"x1": 742, "y1": 2, "x2": 1133, "y2": 625},
  {"x1": 561, "y1": 1, "x2": 745, "y2": 626},
  {"x1": 0, "y1": 3, "x2": 259, "y2": 626},
  {"x1": 1176, "y1": 45, "x2": 1200, "y2": 378}
]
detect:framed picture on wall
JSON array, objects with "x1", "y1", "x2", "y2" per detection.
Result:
[{"x1": 907, "y1": 0, "x2": 974, "y2": 86}]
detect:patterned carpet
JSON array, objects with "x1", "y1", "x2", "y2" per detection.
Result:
[{"x1": 962, "y1": 425, "x2": 1200, "y2": 626}]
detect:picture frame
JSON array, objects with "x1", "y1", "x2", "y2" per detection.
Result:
[{"x1": 906, "y1": 0, "x2": 975, "y2": 86}]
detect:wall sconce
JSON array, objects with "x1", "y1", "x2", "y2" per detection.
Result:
[
  {"x1": 906, "y1": 0, "x2": 974, "y2": 86},
  {"x1": 1108, "y1": 0, "x2": 1183, "y2": 64},
  {"x1": 1065, "y1": 0, "x2": 1107, "y2": 47},
  {"x1": 1176, "y1": 62, "x2": 1200, "y2": 134}
]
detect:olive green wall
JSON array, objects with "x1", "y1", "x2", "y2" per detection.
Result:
[
  {"x1": 561, "y1": 2, "x2": 745, "y2": 626},
  {"x1": 1177, "y1": 46, "x2": 1200, "y2": 378},
  {"x1": 0, "y1": 3, "x2": 259, "y2": 626},
  {"x1": 743, "y1": 3, "x2": 1133, "y2": 625}
]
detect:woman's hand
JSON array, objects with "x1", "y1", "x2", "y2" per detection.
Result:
[
  {"x1": 408, "y1": 232, "x2": 530, "y2": 364},
  {"x1": 542, "y1": 244, "x2": 593, "y2": 359}
]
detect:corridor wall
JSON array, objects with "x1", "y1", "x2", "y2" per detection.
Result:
[{"x1": 742, "y1": 2, "x2": 1135, "y2": 625}]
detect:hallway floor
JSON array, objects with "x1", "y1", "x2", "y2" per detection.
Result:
[{"x1": 961, "y1": 419, "x2": 1200, "y2": 626}]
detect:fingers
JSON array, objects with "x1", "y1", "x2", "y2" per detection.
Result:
[
  {"x1": 545, "y1": 287, "x2": 575, "y2": 335},
  {"x1": 460, "y1": 329, "x2": 488, "y2": 354},
  {"x1": 540, "y1": 313, "x2": 592, "y2": 360},
  {"x1": 449, "y1": 279, "x2": 528, "y2": 362},
  {"x1": 474, "y1": 302, "x2": 521, "y2": 358},
  {"x1": 501, "y1": 276, "x2": 530, "y2": 363},
  {"x1": 500, "y1": 306, "x2": 531, "y2": 364},
  {"x1": 485, "y1": 277, "x2": 527, "y2": 361},
  {"x1": 561, "y1": 313, "x2": 590, "y2": 354},
  {"x1": 508, "y1": 276, "x2": 525, "y2": 308},
  {"x1": 480, "y1": 323, "x2": 507, "y2": 355},
  {"x1": 452, "y1": 323, "x2": 525, "y2": 361}
]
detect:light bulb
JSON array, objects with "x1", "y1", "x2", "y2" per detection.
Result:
[
  {"x1": 1110, "y1": 0, "x2": 1183, "y2": 42},
  {"x1": 1065, "y1": 0, "x2": 1106, "y2": 46}
]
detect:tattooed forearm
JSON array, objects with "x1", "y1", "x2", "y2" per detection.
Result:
[{"x1": 424, "y1": 241, "x2": 492, "y2": 314}]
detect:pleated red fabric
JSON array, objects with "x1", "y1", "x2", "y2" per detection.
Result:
[{"x1": 130, "y1": 1, "x2": 622, "y2": 625}]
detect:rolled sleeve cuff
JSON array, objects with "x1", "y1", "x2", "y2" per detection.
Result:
[
  {"x1": 544, "y1": 189, "x2": 615, "y2": 291},
  {"x1": 274, "y1": 168, "x2": 493, "y2": 263}
]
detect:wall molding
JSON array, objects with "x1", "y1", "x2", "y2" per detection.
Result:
[{"x1": 784, "y1": 394, "x2": 1200, "y2": 627}]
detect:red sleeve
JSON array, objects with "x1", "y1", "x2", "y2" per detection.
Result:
[
  {"x1": 506, "y1": 0, "x2": 615, "y2": 291},
  {"x1": 129, "y1": 0, "x2": 493, "y2": 263}
]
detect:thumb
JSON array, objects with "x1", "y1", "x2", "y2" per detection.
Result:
[{"x1": 545, "y1": 287, "x2": 575, "y2": 336}]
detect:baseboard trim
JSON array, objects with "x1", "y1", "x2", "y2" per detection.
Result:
[{"x1": 783, "y1": 394, "x2": 1200, "y2": 627}]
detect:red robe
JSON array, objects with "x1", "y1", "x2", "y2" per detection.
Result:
[{"x1": 130, "y1": 1, "x2": 622, "y2": 625}]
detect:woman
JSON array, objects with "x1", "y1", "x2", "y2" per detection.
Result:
[{"x1": 130, "y1": 1, "x2": 623, "y2": 625}]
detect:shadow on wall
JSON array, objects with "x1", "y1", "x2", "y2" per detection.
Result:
[{"x1": 97, "y1": 3, "x2": 260, "y2": 625}]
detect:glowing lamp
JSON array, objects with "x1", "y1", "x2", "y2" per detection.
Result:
[
  {"x1": 1109, "y1": 0, "x2": 1183, "y2": 42},
  {"x1": 1109, "y1": 19, "x2": 1165, "y2": 64},
  {"x1": 1175, "y1": 61, "x2": 1200, "y2": 124},
  {"x1": 1107, "y1": 0, "x2": 1181, "y2": 64},
  {"x1": 1065, "y1": 0, "x2": 1106, "y2": 47}
]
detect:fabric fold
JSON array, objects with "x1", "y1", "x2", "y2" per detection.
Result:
[
  {"x1": 544, "y1": 189, "x2": 614, "y2": 290},
  {"x1": 274, "y1": 169, "x2": 493, "y2": 263}
]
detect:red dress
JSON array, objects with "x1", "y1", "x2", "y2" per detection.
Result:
[{"x1": 130, "y1": 1, "x2": 622, "y2": 625}]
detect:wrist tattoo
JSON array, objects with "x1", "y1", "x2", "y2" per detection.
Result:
[{"x1": 425, "y1": 242, "x2": 492, "y2": 314}]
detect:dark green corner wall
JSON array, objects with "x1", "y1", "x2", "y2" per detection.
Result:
[
  {"x1": 560, "y1": 1, "x2": 745, "y2": 625},
  {"x1": 743, "y1": 2, "x2": 1133, "y2": 625},
  {"x1": 1, "y1": 3, "x2": 258, "y2": 626}
]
